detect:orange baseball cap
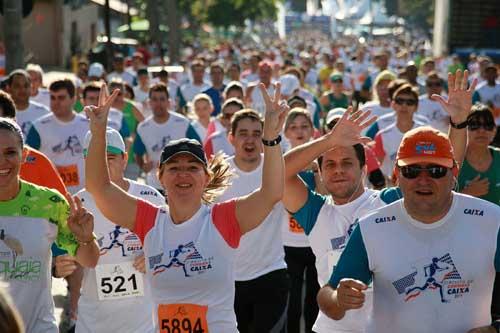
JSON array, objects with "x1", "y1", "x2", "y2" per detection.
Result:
[{"x1": 396, "y1": 126, "x2": 455, "y2": 168}]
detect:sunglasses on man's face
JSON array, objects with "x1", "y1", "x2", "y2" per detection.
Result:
[
  {"x1": 399, "y1": 164, "x2": 449, "y2": 179},
  {"x1": 394, "y1": 97, "x2": 417, "y2": 106},
  {"x1": 468, "y1": 121, "x2": 495, "y2": 131}
]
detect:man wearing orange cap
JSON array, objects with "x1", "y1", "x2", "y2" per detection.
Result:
[{"x1": 317, "y1": 124, "x2": 500, "y2": 332}]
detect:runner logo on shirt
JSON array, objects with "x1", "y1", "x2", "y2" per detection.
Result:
[
  {"x1": 392, "y1": 253, "x2": 472, "y2": 303},
  {"x1": 330, "y1": 220, "x2": 358, "y2": 251},
  {"x1": 98, "y1": 226, "x2": 142, "y2": 257},
  {"x1": 0, "y1": 229, "x2": 41, "y2": 281},
  {"x1": 52, "y1": 135, "x2": 83, "y2": 156},
  {"x1": 152, "y1": 136, "x2": 172, "y2": 152},
  {"x1": 150, "y1": 241, "x2": 213, "y2": 277}
]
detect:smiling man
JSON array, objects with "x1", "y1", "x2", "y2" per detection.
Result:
[{"x1": 318, "y1": 126, "x2": 500, "y2": 333}]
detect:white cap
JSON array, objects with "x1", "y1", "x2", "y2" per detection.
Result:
[
  {"x1": 88, "y1": 62, "x2": 105, "y2": 78},
  {"x1": 279, "y1": 74, "x2": 300, "y2": 97},
  {"x1": 326, "y1": 108, "x2": 346, "y2": 126},
  {"x1": 83, "y1": 128, "x2": 125, "y2": 156}
]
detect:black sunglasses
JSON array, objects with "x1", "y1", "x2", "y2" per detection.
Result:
[
  {"x1": 426, "y1": 82, "x2": 442, "y2": 88},
  {"x1": 468, "y1": 121, "x2": 495, "y2": 131},
  {"x1": 400, "y1": 164, "x2": 449, "y2": 179},
  {"x1": 395, "y1": 97, "x2": 418, "y2": 106}
]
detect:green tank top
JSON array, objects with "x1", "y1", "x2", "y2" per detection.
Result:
[
  {"x1": 326, "y1": 93, "x2": 349, "y2": 110},
  {"x1": 458, "y1": 147, "x2": 500, "y2": 205}
]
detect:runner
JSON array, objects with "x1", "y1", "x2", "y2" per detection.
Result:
[
  {"x1": 26, "y1": 63, "x2": 51, "y2": 108},
  {"x1": 282, "y1": 108, "x2": 321, "y2": 333},
  {"x1": 0, "y1": 117, "x2": 99, "y2": 332},
  {"x1": 202, "y1": 62, "x2": 226, "y2": 115},
  {"x1": 133, "y1": 83, "x2": 201, "y2": 192},
  {"x1": 75, "y1": 128, "x2": 164, "y2": 333},
  {"x1": 178, "y1": 60, "x2": 210, "y2": 112},
  {"x1": 204, "y1": 98, "x2": 244, "y2": 158},
  {"x1": 4, "y1": 69, "x2": 50, "y2": 137},
  {"x1": 317, "y1": 125, "x2": 500, "y2": 332},
  {"x1": 245, "y1": 61, "x2": 275, "y2": 115},
  {"x1": 189, "y1": 93, "x2": 215, "y2": 142},
  {"x1": 417, "y1": 71, "x2": 449, "y2": 133},
  {"x1": 320, "y1": 72, "x2": 350, "y2": 112},
  {"x1": 84, "y1": 83, "x2": 288, "y2": 332},
  {"x1": 26, "y1": 78, "x2": 89, "y2": 194}
]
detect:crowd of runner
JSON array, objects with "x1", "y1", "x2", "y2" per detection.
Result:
[{"x1": 0, "y1": 37, "x2": 500, "y2": 333}]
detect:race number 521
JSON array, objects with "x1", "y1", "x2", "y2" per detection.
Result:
[{"x1": 95, "y1": 262, "x2": 144, "y2": 300}]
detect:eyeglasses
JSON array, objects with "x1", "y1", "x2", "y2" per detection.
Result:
[
  {"x1": 426, "y1": 82, "x2": 442, "y2": 88},
  {"x1": 468, "y1": 121, "x2": 495, "y2": 131},
  {"x1": 394, "y1": 97, "x2": 417, "y2": 106},
  {"x1": 399, "y1": 164, "x2": 449, "y2": 179}
]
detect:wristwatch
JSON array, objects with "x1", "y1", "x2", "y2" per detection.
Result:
[
  {"x1": 262, "y1": 135, "x2": 282, "y2": 147},
  {"x1": 450, "y1": 119, "x2": 468, "y2": 129}
]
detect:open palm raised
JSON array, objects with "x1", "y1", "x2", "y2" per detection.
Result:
[{"x1": 327, "y1": 106, "x2": 377, "y2": 147}]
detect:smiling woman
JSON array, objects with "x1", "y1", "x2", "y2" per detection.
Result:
[
  {"x1": 0, "y1": 117, "x2": 99, "y2": 332},
  {"x1": 84, "y1": 83, "x2": 289, "y2": 332}
]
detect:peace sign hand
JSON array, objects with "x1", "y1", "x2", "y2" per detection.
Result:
[
  {"x1": 84, "y1": 83, "x2": 120, "y2": 134},
  {"x1": 259, "y1": 82, "x2": 290, "y2": 140},
  {"x1": 327, "y1": 107, "x2": 377, "y2": 147},
  {"x1": 67, "y1": 195, "x2": 94, "y2": 243},
  {"x1": 431, "y1": 69, "x2": 478, "y2": 124}
]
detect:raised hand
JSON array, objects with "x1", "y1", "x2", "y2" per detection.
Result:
[
  {"x1": 259, "y1": 82, "x2": 290, "y2": 141},
  {"x1": 431, "y1": 69, "x2": 478, "y2": 123},
  {"x1": 327, "y1": 106, "x2": 377, "y2": 147},
  {"x1": 84, "y1": 83, "x2": 120, "y2": 133},
  {"x1": 67, "y1": 195, "x2": 94, "y2": 243}
]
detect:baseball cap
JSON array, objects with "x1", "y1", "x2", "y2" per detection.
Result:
[
  {"x1": 396, "y1": 126, "x2": 455, "y2": 168},
  {"x1": 326, "y1": 108, "x2": 346, "y2": 126},
  {"x1": 88, "y1": 63, "x2": 104, "y2": 78},
  {"x1": 329, "y1": 71, "x2": 343, "y2": 82},
  {"x1": 279, "y1": 74, "x2": 300, "y2": 96},
  {"x1": 83, "y1": 128, "x2": 126, "y2": 156},
  {"x1": 160, "y1": 138, "x2": 207, "y2": 167}
]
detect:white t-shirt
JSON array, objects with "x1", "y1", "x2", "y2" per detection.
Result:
[
  {"x1": 133, "y1": 86, "x2": 149, "y2": 104},
  {"x1": 373, "y1": 121, "x2": 425, "y2": 177},
  {"x1": 331, "y1": 193, "x2": 500, "y2": 333},
  {"x1": 292, "y1": 188, "x2": 388, "y2": 332},
  {"x1": 417, "y1": 94, "x2": 449, "y2": 133},
  {"x1": 29, "y1": 113, "x2": 89, "y2": 194},
  {"x1": 217, "y1": 157, "x2": 287, "y2": 281},
  {"x1": 134, "y1": 112, "x2": 198, "y2": 189},
  {"x1": 107, "y1": 70, "x2": 135, "y2": 87},
  {"x1": 75, "y1": 180, "x2": 164, "y2": 333},
  {"x1": 203, "y1": 130, "x2": 234, "y2": 159},
  {"x1": 190, "y1": 119, "x2": 209, "y2": 142},
  {"x1": 135, "y1": 199, "x2": 241, "y2": 332},
  {"x1": 180, "y1": 82, "x2": 211, "y2": 104},
  {"x1": 248, "y1": 83, "x2": 275, "y2": 116},
  {"x1": 15, "y1": 101, "x2": 50, "y2": 137},
  {"x1": 474, "y1": 81, "x2": 500, "y2": 124},
  {"x1": 30, "y1": 88, "x2": 51, "y2": 108}
]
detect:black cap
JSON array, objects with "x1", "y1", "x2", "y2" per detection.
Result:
[
  {"x1": 287, "y1": 95, "x2": 307, "y2": 108},
  {"x1": 160, "y1": 138, "x2": 207, "y2": 166}
]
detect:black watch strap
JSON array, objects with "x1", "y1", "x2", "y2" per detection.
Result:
[
  {"x1": 492, "y1": 320, "x2": 500, "y2": 333},
  {"x1": 262, "y1": 135, "x2": 282, "y2": 147},
  {"x1": 450, "y1": 119, "x2": 468, "y2": 129}
]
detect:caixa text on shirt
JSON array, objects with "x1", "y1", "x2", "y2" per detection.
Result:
[{"x1": 463, "y1": 209, "x2": 484, "y2": 216}]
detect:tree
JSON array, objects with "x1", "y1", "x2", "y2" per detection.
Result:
[
  {"x1": 2, "y1": 0, "x2": 24, "y2": 72},
  {"x1": 397, "y1": 0, "x2": 434, "y2": 34},
  {"x1": 206, "y1": 0, "x2": 280, "y2": 28}
]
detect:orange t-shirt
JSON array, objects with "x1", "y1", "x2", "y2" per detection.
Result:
[{"x1": 20, "y1": 146, "x2": 68, "y2": 197}]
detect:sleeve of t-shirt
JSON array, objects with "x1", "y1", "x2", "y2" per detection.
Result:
[
  {"x1": 372, "y1": 133, "x2": 386, "y2": 160},
  {"x1": 50, "y1": 192, "x2": 79, "y2": 257},
  {"x1": 212, "y1": 200, "x2": 241, "y2": 249},
  {"x1": 186, "y1": 124, "x2": 201, "y2": 143},
  {"x1": 26, "y1": 126, "x2": 41, "y2": 149},
  {"x1": 495, "y1": 227, "x2": 500, "y2": 272},
  {"x1": 472, "y1": 90, "x2": 481, "y2": 104},
  {"x1": 133, "y1": 132, "x2": 147, "y2": 156},
  {"x1": 203, "y1": 137, "x2": 215, "y2": 158},
  {"x1": 364, "y1": 145, "x2": 380, "y2": 173},
  {"x1": 292, "y1": 188, "x2": 326, "y2": 235},
  {"x1": 362, "y1": 75, "x2": 372, "y2": 91},
  {"x1": 379, "y1": 186, "x2": 403, "y2": 204},
  {"x1": 329, "y1": 224, "x2": 372, "y2": 287},
  {"x1": 133, "y1": 199, "x2": 159, "y2": 244},
  {"x1": 120, "y1": 118, "x2": 131, "y2": 139},
  {"x1": 365, "y1": 122, "x2": 379, "y2": 140},
  {"x1": 178, "y1": 86, "x2": 187, "y2": 108},
  {"x1": 298, "y1": 170, "x2": 316, "y2": 190}
]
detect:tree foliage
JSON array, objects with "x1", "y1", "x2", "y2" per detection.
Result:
[{"x1": 397, "y1": 0, "x2": 434, "y2": 33}]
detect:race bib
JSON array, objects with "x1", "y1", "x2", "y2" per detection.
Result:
[
  {"x1": 56, "y1": 164, "x2": 80, "y2": 187},
  {"x1": 95, "y1": 262, "x2": 144, "y2": 300},
  {"x1": 288, "y1": 216, "x2": 304, "y2": 234},
  {"x1": 158, "y1": 303, "x2": 208, "y2": 333}
]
